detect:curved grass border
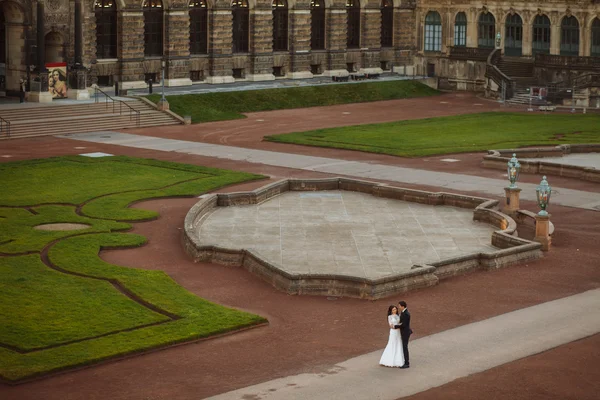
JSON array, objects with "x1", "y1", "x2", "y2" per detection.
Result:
[
  {"x1": 482, "y1": 144, "x2": 600, "y2": 183},
  {"x1": 184, "y1": 178, "x2": 543, "y2": 300},
  {"x1": 0, "y1": 156, "x2": 268, "y2": 383}
]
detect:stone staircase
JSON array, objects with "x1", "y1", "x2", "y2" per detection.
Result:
[
  {"x1": 496, "y1": 57, "x2": 535, "y2": 79},
  {"x1": 0, "y1": 97, "x2": 182, "y2": 140}
]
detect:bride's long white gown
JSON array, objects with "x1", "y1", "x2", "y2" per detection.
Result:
[{"x1": 379, "y1": 314, "x2": 405, "y2": 367}]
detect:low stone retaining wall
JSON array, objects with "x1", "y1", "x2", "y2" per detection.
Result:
[
  {"x1": 184, "y1": 178, "x2": 543, "y2": 300},
  {"x1": 482, "y1": 144, "x2": 600, "y2": 183}
]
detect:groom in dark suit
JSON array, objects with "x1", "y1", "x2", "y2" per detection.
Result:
[{"x1": 395, "y1": 300, "x2": 412, "y2": 368}]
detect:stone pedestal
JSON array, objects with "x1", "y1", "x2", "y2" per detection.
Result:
[
  {"x1": 28, "y1": 91, "x2": 53, "y2": 103},
  {"x1": 157, "y1": 98, "x2": 170, "y2": 111},
  {"x1": 534, "y1": 214, "x2": 551, "y2": 251},
  {"x1": 503, "y1": 187, "x2": 521, "y2": 215},
  {"x1": 68, "y1": 89, "x2": 90, "y2": 100}
]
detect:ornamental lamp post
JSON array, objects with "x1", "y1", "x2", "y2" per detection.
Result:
[
  {"x1": 157, "y1": 59, "x2": 169, "y2": 111},
  {"x1": 536, "y1": 176, "x2": 552, "y2": 216},
  {"x1": 507, "y1": 153, "x2": 521, "y2": 189},
  {"x1": 495, "y1": 32, "x2": 501, "y2": 49},
  {"x1": 160, "y1": 59, "x2": 166, "y2": 102}
]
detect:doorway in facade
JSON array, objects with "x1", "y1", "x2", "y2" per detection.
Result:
[
  {"x1": 0, "y1": 0, "x2": 27, "y2": 97},
  {"x1": 504, "y1": 14, "x2": 523, "y2": 57}
]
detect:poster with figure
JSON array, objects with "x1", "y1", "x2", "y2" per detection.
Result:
[{"x1": 46, "y1": 62, "x2": 68, "y2": 99}]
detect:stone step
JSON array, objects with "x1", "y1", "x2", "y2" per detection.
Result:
[{"x1": 0, "y1": 98, "x2": 181, "y2": 140}]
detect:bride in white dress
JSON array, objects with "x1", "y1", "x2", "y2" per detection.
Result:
[{"x1": 379, "y1": 305, "x2": 405, "y2": 367}]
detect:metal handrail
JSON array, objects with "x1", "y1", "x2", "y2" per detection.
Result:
[
  {"x1": 0, "y1": 116, "x2": 10, "y2": 137},
  {"x1": 93, "y1": 85, "x2": 140, "y2": 126},
  {"x1": 547, "y1": 73, "x2": 600, "y2": 92}
]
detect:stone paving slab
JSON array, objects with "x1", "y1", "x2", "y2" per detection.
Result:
[
  {"x1": 62, "y1": 132, "x2": 600, "y2": 211},
  {"x1": 197, "y1": 191, "x2": 497, "y2": 279},
  {"x1": 207, "y1": 289, "x2": 600, "y2": 400},
  {"x1": 521, "y1": 153, "x2": 600, "y2": 169}
]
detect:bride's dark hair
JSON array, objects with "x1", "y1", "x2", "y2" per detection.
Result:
[{"x1": 387, "y1": 305, "x2": 397, "y2": 316}]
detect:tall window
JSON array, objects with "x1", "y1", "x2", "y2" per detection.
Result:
[
  {"x1": 273, "y1": 0, "x2": 288, "y2": 51},
  {"x1": 504, "y1": 13, "x2": 523, "y2": 57},
  {"x1": 232, "y1": 0, "x2": 249, "y2": 53},
  {"x1": 346, "y1": 0, "x2": 360, "y2": 49},
  {"x1": 424, "y1": 11, "x2": 442, "y2": 52},
  {"x1": 478, "y1": 12, "x2": 495, "y2": 48},
  {"x1": 454, "y1": 12, "x2": 467, "y2": 47},
  {"x1": 561, "y1": 16, "x2": 579, "y2": 56},
  {"x1": 311, "y1": 0, "x2": 325, "y2": 50},
  {"x1": 189, "y1": 0, "x2": 208, "y2": 54},
  {"x1": 143, "y1": 0, "x2": 163, "y2": 57},
  {"x1": 532, "y1": 14, "x2": 550, "y2": 55},
  {"x1": 95, "y1": 0, "x2": 117, "y2": 59},
  {"x1": 592, "y1": 18, "x2": 600, "y2": 57},
  {"x1": 0, "y1": 8, "x2": 6, "y2": 64},
  {"x1": 381, "y1": 0, "x2": 393, "y2": 47}
]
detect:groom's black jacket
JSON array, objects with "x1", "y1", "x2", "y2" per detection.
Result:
[{"x1": 399, "y1": 309, "x2": 412, "y2": 337}]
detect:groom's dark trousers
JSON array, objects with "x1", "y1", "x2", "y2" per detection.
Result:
[{"x1": 399, "y1": 309, "x2": 412, "y2": 365}]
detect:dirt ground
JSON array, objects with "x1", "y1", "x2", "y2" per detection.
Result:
[{"x1": 1, "y1": 94, "x2": 599, "y2": 400}]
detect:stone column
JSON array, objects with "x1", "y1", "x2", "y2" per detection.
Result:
[
  {"x1": 206, "y1": 6, "x2": 234, "y2": 84},
  {"x1": 164, "y1": 8, "x2": 192, "y2": 87},
  {"x1": 550, "y1": 15, "x2": 561, "y2": 55},
  {"x1": 393, "y1": 7, "x2": 416, "y2": 75},
  {"x1": 118, "y1": 10, "x2": 146, "y2": 90},
  {"x1": 360, "y1": 5, "x2": 382, "y2": 74},
  {"x1": 288, "y1": 8, "x2": 312, "y2": 79},
  {"x1": 534, "y1": 214, "x2": 551, "y2": 251},
  {"x1": 323, "y1": 4, "x2": 348, "y2": 77},
  {"x1": 503, "y1": 187, "x2": 521, "y2": 215},
  {"x1": 68, "y1": 0, "x2": 90, "y2": 100},
  {"x1": 522, "y1": 21, "x2": 532, "y2": 56},
  {"x1": 29, "y1": 1, "x2": 52, "y2": 102},
  {"x1": 247, "y1": 6, "x2": 275, "y2": 81},
  {"x1": 581, "y1": 18, "x2": 590, "y2": 57},
  {"x1": 466, "y1": 10, "x2": 478, "y2": 48}
]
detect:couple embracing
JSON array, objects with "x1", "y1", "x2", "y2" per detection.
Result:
[{"x1": 379, "y1": 301, "x2": 412, "y2": 369}]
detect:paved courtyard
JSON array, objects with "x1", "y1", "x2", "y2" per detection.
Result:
[{"x1": 197, "y1": 191, "x2": 497, "y2": 279}]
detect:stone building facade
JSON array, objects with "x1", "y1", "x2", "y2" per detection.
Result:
[{"x1": 0, "y1": 0, "x2": 598, "y2": 98}]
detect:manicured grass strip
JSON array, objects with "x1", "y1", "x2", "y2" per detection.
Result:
[
  {"x1": 265, "y1": 112, "x2": 600, "y2": 157},
  {"x1": 82, "y1": 172, "x2": 261, "y2": 221},
  {"x1": 0, "y1": 205, "x2": 130, "y2": 254},
  {"x1": 0, "y1": 234, "x2": 266, "y2": 381},
  {"x1": 0, "y1": 156, "x2": 267, "y2": 382},
  {"x1": 0, "y1": 254, "x2": 168, "y2": 350},
  {"x1": 147, "y1": 80, "x2": 439, "y2": 123}
]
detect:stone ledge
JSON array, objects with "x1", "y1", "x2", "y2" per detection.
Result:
[
  {"x1": 482, "y1": 144, "x2": 600, "y2": 183},
  {"x1": 183, "y1": 178, "x2": 543, "y2": 300}
]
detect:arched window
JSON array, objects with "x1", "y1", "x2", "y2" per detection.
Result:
[
  {"x1": 273, "y1": 0, "x2": 288, "y2": 51},
  {"x1": 95, "y1": 0, "x2": 117, "y2": 59},
  {"x1": 592, "y1": 18, "x2": 600, "y2": 57},
  {"x1": 454, "y1": 12, "x2": 467, "y2": 47},
  {"x1": 478, "y1": 12, "x2": 495, "y2": 48},
  {"x1": 232, "y1": 0, "x2": 249, "y2": 53},
  {"x1": 311, "y1": 0, "x2": 325, "y2": 50},
  {"x1": 189, "y1": 0, "x2": 208, "y2": 54},
  {"x1": 346, "y1": 0, "x2": 360, "y2": 49},
  {"x1": 532, "y1": 15, "x2": 550, "y2": 55},
  {"x1": 424, "y1": 11, "x2": 442, "y2": 52},
  {"x1": 143, "y1": 0, "x2": 163, "y2": 57},
  {"x1": 381, "y1": 0, "x2": 393, "y2": 47},
  {"x1": 561, "y1": 16, "x2": 579, "y2": 56},
  {"x1": 504, "y1": 13, "x2": 523, "y2": 56}
]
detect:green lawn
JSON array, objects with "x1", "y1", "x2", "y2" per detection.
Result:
[
  {"x1": 0, "y1": 156, "x2": 266, "y2": 382},
  {"x1": 147, "y1": 80, "x2": 439, "y2": 123},
  {"x1": 265, "y1": 112, "x2": 600, "y2": 157}
]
